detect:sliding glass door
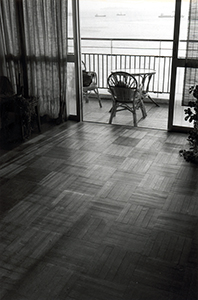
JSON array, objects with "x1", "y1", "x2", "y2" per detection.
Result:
[
  {"x1": 67, "y1": 0, "x2": 82, "y2": 121},
  {"x1": 77, "y1": 0, "x2": 197, "y2": 131},
  {"x1": 168, "y1": 0, "x2": 198, "y2": 131}
]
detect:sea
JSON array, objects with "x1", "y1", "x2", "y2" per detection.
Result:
[{"x1": 78, "y1": 0, "x2": 189, "y2": 56}]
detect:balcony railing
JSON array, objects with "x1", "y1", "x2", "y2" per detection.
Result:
[{"x1": 79, "y1": 38, "x2": 187, "y2": 97}]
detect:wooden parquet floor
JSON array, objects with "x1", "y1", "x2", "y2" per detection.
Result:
[{"x1": 0, "y1": 122, "x2": 198, "y2": 300}]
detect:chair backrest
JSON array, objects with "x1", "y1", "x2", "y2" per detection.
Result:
[
  {"x1": 82, "y1": 61, "x2": 86, "y2": 72},
  {"x1": 82, "y1": 61, "x2": 99, "y2": 88},
  {"x1": 107, "y1": 72, "x2": 138, "y2": 102}
]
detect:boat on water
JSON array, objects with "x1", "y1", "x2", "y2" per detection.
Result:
[
  {"x1": 158, "y1": 13, "x2": 174, "y2": 18},
  {"x1": 158, "y1": 13, "x2": 184, "y2": 18},
  {"x1": 117, "y1": 13, "x2": 126, "y2": 16},
  {"x1": 95, "y1": 14, "x2": 106, "y2": 17}
]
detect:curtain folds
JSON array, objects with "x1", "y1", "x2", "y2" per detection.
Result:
[
  {"x1": 0, "y1": 0, "x2": 21, "y2": 89},
  {"x1": 0, "y1": 0, "x2": 68, "y2": 119}
]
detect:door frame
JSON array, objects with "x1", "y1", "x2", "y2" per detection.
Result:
[
  {"x1": 76, "y1": 0, "x2": 193, "y2": 130},
  {"x1": 168, "y1": 0, "x2": 195, "y2": 132},
  {"x1": 67, "y1": 0, "x2": 83, "y2": 122}
]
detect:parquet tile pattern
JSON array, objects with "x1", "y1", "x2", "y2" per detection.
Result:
[{"x1": 0, "y1": 122, "x2": 198, "y2": 300}]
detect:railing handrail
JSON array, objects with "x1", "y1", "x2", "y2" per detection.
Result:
[
  {"x1": 69, "y1": 37, "x2": 195, "y2": 43},
  {"x1": 81, "y1": 37, "x2": 174, "y2": 42},
  {"x1": 69, "y1": 37, "x2": 198, "y2": 44}
]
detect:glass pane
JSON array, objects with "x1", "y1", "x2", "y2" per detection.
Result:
[
  {"x1": 80, "y1": 0, "x2": 175, "y2": 39},
  {"x1": 173, "y1": 67, "x2": 193, "y2": 127},
  {"x1": 68, "y1": 0, "x2": 74, "y2": 54},
  {"x1": 67, "y1": 62, "x2": 76, "y2": 115},
  {"x1": 178, "y1": 0, "x2": 190, "y2": 58},
  {"x1": 186, "y1": 0, "x2": 198, "y2": 60},
  {"x1": 80, "y1": 0, "x2": 175, "y2": 130},
  {"x1": 179, "y1": 0, "x2": 198, "y2": 59},
  {"x1": 183, "y1": 68, "x2": 198, "y2": 105},
  {"x1": 174, "y1": 0, "x2": 198, "y2": 127}
]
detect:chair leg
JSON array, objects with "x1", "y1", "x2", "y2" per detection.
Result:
[
  {"x1": 109, "y1": 104, "x2": 117, "y2": 124},
  {"x1": 147, "y1": 94, "x2": 160, "y2": 107},
  {"x1": 140, "y1": 100, "x2": 147, "y2": 118},
  {"x1": 94, "y1": 88, "x2": 102, "y2": 108},
  {"x1": 83, "y1": 92, "x2": 89, "y2": 103},
  {"x1": 133, "y1": 110, "x2": 137, "y2": 127}
]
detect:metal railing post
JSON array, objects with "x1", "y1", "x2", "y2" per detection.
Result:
[{"x1": 111, "y1": 39, "x2": 113, "y2": 71}]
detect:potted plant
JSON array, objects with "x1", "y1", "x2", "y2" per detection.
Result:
[
  {"x1": 180, "y1": 85, "x2": 198, "y2": 163},
  {"x1": 1, "y1": 95, "x2": 36, "y2": 142}
]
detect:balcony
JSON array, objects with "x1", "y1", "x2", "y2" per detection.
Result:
[
  {"x1": 80, "y1": 37, "x2": 187, "y2": 129},
  {"x1": 80, "y1": 38, "x2": 172, "y2": 128}
]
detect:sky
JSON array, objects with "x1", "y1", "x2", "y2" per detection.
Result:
[
  {"x1": 79, "y1": 0, "x2": 188, "y2": 16},
  {"x1": 80, "y1": 0, "x2": 188, "y2": 2},
  {"x1": 79, "y1": 0, "x2": 188, "y2": 7},
  {"x1": 78, "y1": 0, "x2": 189, "y2": 40}
]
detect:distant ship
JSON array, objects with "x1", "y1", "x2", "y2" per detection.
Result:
[
  {"x1": 95, "y1": 14, "x2": 106, "y2": 17},
  {"x1": 117, "y1": 13, "x2": 126, "y2": 16},
  {"x1": 158, "y1": 13, "x2": 174, "y2": 18},
  {"x1": 158, "y1": 13, "x2": 184, "y2": 18}
]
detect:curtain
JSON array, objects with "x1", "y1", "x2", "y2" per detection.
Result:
[
  {"x1": 183, "y1": 0, "x2": 198, "y2": 105},
  {"x1": 0, "y1": 0, "x2": 68, "y2": 119},
  {"x1": 0, "y1": 9, "x2": 7, "y2": 76},
  {"x1": 0, "y1": 0, "x2": 21, "y2": 90}
]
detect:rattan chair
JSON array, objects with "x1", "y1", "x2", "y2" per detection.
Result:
[
  {"x1": 107, "y1": 71, "x2": 147, "y2": 126},
  {"x1": 82, "y1": 61, "x2": 102, "y2": 108}
]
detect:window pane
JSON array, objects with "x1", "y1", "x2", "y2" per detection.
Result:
[
  {"x1": 178, "y1": 0, "x2": 190, "y2": 58},
  {"x1": 173, "y1": 67, "x2": 193, "y2": 127},
  {"x1": 67, "y1": 62, "x2": 76, "y2": 115},
  {"x1": 68, "y1": 0, "x2": 74, "y2": 54}
]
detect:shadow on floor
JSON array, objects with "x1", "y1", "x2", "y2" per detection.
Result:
[{"x1": 0, "y1": 116, "x2": 76, "y2": 156}]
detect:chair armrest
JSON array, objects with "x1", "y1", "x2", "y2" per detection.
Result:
[{"x1": 87, "y1": 71, "x2": 97, "y2": 84}]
